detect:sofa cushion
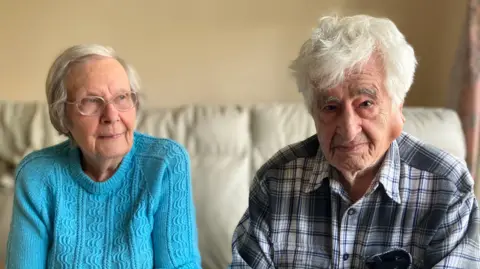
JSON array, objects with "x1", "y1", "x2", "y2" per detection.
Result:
[{"x1": 402, "y1": 107, "x2": 466, "y2": 159}]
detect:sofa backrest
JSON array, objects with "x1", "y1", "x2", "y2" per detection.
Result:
[{"x1": 0, "y1": 101, "x2": 467, "y2": 269}]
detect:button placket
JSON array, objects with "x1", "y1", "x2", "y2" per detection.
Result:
[{"x1": 341, "y1": 205, "x2": 359, "y2": 267}]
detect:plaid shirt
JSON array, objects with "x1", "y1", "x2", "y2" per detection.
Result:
[{"x1": 229, "y1": 132, "x2": 480, "y2": 269}]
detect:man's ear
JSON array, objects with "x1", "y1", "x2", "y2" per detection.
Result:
[
  {"x1": 399, "y1": 103, "x2": 405, "y2": 123},
  {"x1": 389, "y1": 102, "x2": 405, "y2": 141}
]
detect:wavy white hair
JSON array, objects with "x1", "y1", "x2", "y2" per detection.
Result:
[
  {"x1": 290, "y1": 14, "x2": 417, "y2": 112},
  {"x1": 45, "y1": 44, "x2": 141, "y2": 136}
]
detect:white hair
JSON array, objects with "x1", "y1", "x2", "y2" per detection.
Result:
[
  {"x1": 290, "y1": 14, "x2": 417, "y2": 112},
  {"x1": 45, "y1": 44, "x2": 141, "y2": 135}
]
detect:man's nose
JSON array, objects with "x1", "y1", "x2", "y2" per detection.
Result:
[
  {"x1": 101, "y1": 103, "x2": 119, "y2": 124},
  {"x1": 336, "y1": 107, "x2": 362, "y2": 142}
]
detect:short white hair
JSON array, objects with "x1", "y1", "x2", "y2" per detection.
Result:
[
  {"x1": 45, "y1": 44, "x2": 141, "y2": 135},
  {"x1": 290, "y1": 14, "x2": 417, "y2": 112}
]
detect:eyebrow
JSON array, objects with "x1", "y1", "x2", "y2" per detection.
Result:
[
  {"x1": 317, "y1": 88, "x2": 377, "y2": 106},
  {"x1": 315, "y1": 95, "x2": 340, "y2": 107},
  {"x1": 323, "y1": 96, "x2": 340, "y2": 103},
  {"x1": 350, "y1": 88, "x2": 377, "y2": 99},
  {"x1": 84, "y1": 88, "x2": 131, "y2": 97},
  {"x1": 353, "y1": 88, "x2": 377, "y2": 98}
]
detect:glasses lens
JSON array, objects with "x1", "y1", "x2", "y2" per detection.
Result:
[
  {"x1": 114, "y1": 92, "x2": 137, "y2": 111},
  {"x1": 78, "y1": 97, "x2": 103, "y2": 115}
]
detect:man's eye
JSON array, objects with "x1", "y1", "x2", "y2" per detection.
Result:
[
  {"x1": 322, "y1": 105, "x2": 337, "y2": 111},
  {"x1": 360, "y1": 100, "x2": 374, "y2": 107}
]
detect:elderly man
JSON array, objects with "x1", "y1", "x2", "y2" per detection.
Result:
[{"x1": 229, "y1": 14, "x2": 480, "y2": 269}]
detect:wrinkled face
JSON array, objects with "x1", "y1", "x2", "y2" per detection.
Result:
[
  {"x1": 65, "y1": 57, "x2": 136, "y2": 161},
  {"x1": 311, "y1": 55, "x2": 404, "y2": 174}
]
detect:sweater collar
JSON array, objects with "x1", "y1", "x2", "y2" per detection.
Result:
[{"x1": 68, "y1": 137, "x2": 136, "y2": 195}]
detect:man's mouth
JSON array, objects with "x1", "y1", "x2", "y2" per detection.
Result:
[{"x1": 334, "y1": 143, "x2": 368, "y2": 152}]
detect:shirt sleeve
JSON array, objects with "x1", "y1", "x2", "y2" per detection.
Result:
[
  {"x1": 427, "y1": 188, "x2": 480, "y2": 268},
  {"x1": 229, "y1": 175, "x2": 275, "y2": 269},
  {"x1": 6, "y1": 162, "x2": 52, "y2": 269},
  {"x1": 151, "y1": 143, "x2": 202, "y2": 269}
]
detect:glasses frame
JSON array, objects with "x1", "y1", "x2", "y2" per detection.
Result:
[{"x1": 65, "y1": 91, "x2": 138, "y2": 116}]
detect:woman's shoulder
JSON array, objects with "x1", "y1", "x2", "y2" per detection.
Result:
[
  {"x1": 132, "y1": 132, "x2": 191, "y2": 201},
  {"x1": 14, "y1": 140, "x2": 70, "y2": 193},
  {"x1": 16, "y1": 140, "x2": 71, "y2": 176},
  {"x1": 133, "y1": 131, "x2": 190, "y2": 162}
]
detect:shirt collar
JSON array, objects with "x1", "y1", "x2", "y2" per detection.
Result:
[
  {"x1": 376, "y1": 140, "x2": 402, "y2": 204},
  {"x1": 304, "y1": 139, "x2": 402, "y2": 204},
  {"x1": 304, "y1": 148, "x2": 330, "y2": 193}
]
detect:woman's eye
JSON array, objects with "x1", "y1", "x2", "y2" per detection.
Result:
[{"x1": 85, "y1": 98, "x2": 101, "y2": 104}]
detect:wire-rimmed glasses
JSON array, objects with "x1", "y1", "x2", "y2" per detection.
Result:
[{"x1": 66, "y1": 91, "x2": 138, "y2": 116}]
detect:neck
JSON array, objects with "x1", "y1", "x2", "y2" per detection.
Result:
[
  {"x1": 337, "y1": 170, "x2": 375, "y2": 202},
  {"x1": 337, "y1": 157, "x2": 384, "y2": 203},
  {"x1": 81, "y1": 153, "x2": 123, "y2": 182}
]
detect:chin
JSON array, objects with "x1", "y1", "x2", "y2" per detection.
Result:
[
  {"x1": 332, "y1": 154, "x2": 372, "y2": 171},
  {"x1": 100, "y1": 148, "x2": 130, "y2": 159},
  {"x1": 96, "y1": 140, "x2": 132, "y2": 159}
]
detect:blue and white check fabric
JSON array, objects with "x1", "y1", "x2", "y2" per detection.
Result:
[{"x1": 229, "y1": 132, "x2": 480, "y2": 269}]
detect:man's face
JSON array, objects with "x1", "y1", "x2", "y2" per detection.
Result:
[{"x1": 312, "y1": 55, "x2": 405, "y2": 176}]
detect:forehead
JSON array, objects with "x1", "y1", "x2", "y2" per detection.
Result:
[
  {"x1": 316, "y1": 55, "x2": 386, "y2": 99},
  {"x1": 66, "y1": 57, "x2": 130, "y2": 96}
]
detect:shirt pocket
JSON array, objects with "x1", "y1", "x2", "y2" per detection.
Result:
[{"x1": 273, "y1": 243, "x2": 331, "y2": 269}]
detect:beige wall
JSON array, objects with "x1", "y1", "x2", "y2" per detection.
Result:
[{"x1": 0, "y1": 0, "x2": 467, "y2": 107}]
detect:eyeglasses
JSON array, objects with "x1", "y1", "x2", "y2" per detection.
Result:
[{"x1": 66, "y1": 91, "x2": 138, "y2": 116}]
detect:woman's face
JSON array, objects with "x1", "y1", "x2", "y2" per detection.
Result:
[{"x1": 65, "y1": 57, "x2": 136, "y2": 162}]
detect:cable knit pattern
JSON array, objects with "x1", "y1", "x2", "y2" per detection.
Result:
[
  {"x1": 5, "y1": 131, "x2": 202, "y2": 269},
  {"x1": 166, "y1": 142, "x2": 193, "y2": 262},
  {"x1": 112, "y1": 170, "x2": 133, "y2": 266},
  {"x1": 57, "y1": 170, "x2": 77, "y2": 267}
]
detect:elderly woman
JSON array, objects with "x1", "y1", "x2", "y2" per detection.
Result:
[{"x1": 6, "y1": 44, "x2": 201, "y2": 268}]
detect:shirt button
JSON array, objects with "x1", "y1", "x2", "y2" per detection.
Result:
[
  {"x1": 347, "y1": 208, "x2": 356, "y2": 215},
  {"x1": 343, "y1": 253, "x2": 349, "y2": 261}
]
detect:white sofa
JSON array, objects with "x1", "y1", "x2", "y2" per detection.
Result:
[{"x1": 0, "y1": 101, "x2": 468, "y2": 269}]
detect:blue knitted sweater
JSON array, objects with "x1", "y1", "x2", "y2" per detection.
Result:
[{"x1": 6, "y1": 132, "x2": 201, "y2": 268}]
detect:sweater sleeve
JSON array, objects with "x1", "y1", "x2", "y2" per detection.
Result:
[
  {"x1": 151, "y1": 142, "x2": 202, "y2": 269},
  {"x1": 6, "y1": 160, "x2": 52, "y2": 269}
]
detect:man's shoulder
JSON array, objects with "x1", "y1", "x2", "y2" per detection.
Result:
[
  {"x1": 255, "y1": 134, "x2": 319, "y2": 179},
  {"x1": 397, "y1": 132, "x2": 474, "y2": 194}
]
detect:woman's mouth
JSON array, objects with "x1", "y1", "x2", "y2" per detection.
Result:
[{"x1": 98, "y1": 133, "x2": 123, "y2": 139}]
